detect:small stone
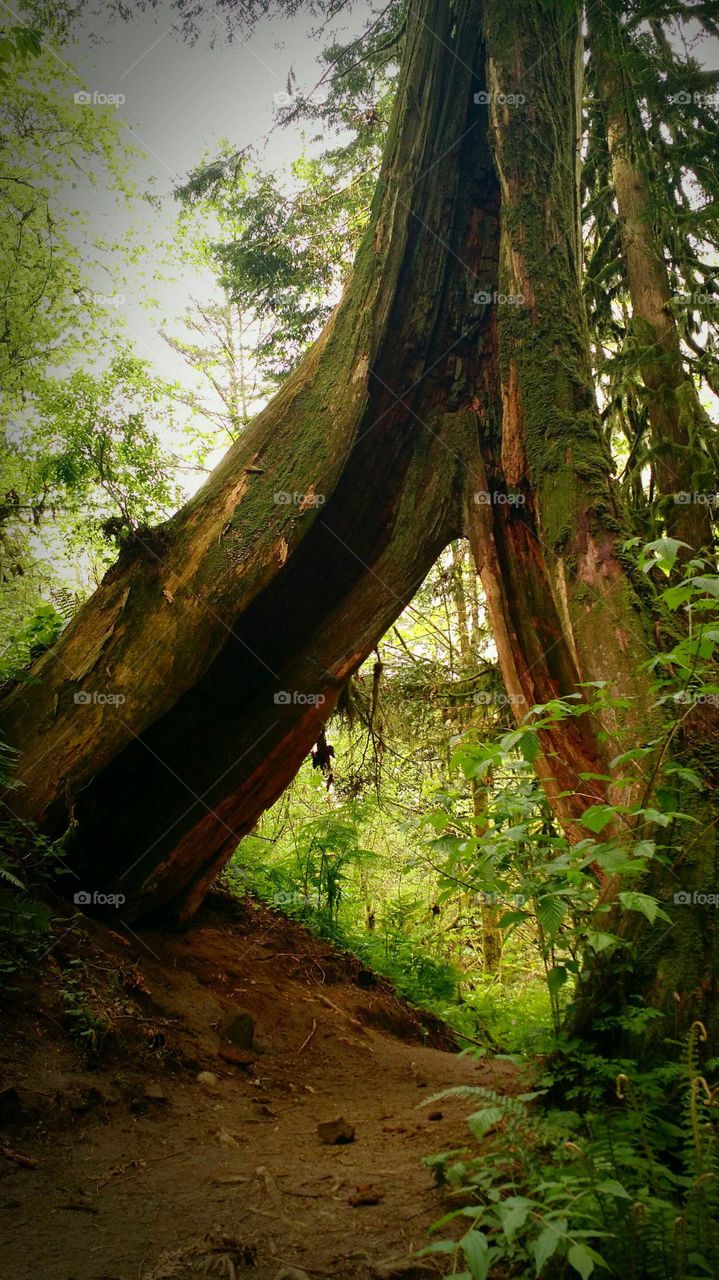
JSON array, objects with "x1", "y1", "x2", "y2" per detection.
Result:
[
  {"x1": 196, "y1": 1071, "x2": 221, "y2": 1093},
  {"x1": 222, "y1": 1011, "x2": 255, "y2": 1050},
  {"x1": 349, "y1": 1184, "x2": 384, "y2": 1206},
  {"x1": 143, "y1": 1082, "x2": 167, "y2": 1103},
  {"x1": 218, "y1": 1046, "x2": 254, "y2": 1068},
  {"x1": 317, "y1": 1116, "x2": 355, "y2": 1145}
]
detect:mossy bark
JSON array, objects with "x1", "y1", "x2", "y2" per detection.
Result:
[
  {"x1": 474, "y1": 0, "x2": 718, "y2": 1042},
  {"x1": 587, "y1": 2, "x2": 714, "y2": 554},
  {"x1": 471, "y1": 0, "x2": 656, "y2": 823},
  {"x1": 0, "y1": 0, "x2": 498, "y2": 921}
]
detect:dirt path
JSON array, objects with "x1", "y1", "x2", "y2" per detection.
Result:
[{"x1": 0, "y1": 896, "x2": 523, "y2": 1280}]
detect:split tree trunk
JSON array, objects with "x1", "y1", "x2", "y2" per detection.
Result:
[{"x1": 1, "y1": 0, "x2": 499, "y2": 921}]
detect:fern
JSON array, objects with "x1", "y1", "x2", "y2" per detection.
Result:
[{"x1": 426, "y1": 1040, "x2": 719, "y2": 1279}]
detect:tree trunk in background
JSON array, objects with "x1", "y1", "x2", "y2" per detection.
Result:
[
  {"x1": 450, "y1": 539, "x2": 502, "y2": 975},
  {"x1": 587, "y1": 0, "x2": 714, "y2": 554}
]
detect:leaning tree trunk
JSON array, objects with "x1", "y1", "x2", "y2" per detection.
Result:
[
  {"x1": 1, "y1": 0, "x2": 717, "y2": 1041},
  {"x1": 587, "y1": 0, "x2": 714, "y2": 554},
  {"x1": 0, "y1": 0, "x2": 500, "y2": 920}
]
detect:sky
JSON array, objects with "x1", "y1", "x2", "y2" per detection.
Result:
[
  {"x1": 36, "y1": 0, "x2": 369, "y2": 395},
  {"x1": 5, "y1": 0, "x2": 374, "y2": 584}
]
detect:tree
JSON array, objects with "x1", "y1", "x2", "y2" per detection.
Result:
[
  {"x1": 586, "y1": 0, "x2": 718, "y2": 551},
  {"x1": 1, "y1": 0, "x2": 717, "y2": 1040}
]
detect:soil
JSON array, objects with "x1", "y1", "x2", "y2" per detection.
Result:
[{"x1": 0, "y1": 892, "x2": 523, "y2": 1280}]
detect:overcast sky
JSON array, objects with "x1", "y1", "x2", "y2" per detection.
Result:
[{"x1": 42, "y1": 0, "x2": 365, "y2": 393}]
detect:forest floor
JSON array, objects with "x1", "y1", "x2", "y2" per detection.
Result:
[{"x1": 0, "y1": 893, "x2": 524, "y2": 1280}]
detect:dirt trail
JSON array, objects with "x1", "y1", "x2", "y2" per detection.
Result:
[{"x1": 0, "y1": 895, "x2": 523, "y2": 1280}]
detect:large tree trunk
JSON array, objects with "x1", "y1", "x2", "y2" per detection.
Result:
[
  {"x1": 1, "y1": 0, "x2": 717, "y2": 1040},
  {"x1": 587, "y1": 2, "x2": 714, "y2": 553},
  {"x1": 473, "y1": 0, "x2": 718, "y2": 1043},
  {"x1": 469, "y1": 0, "x2": 656, "y2": 816},
  {"x1": 0, "y1": 0, "x2": 499, "y2": 921}
]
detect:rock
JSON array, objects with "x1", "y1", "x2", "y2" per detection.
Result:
[
  {"x1": 216, "y1": 1129, "x2": 242, "y2": 1149},
  {"x1": 196, "y1": 1071, "x2": 221, "y2": 1093},
  {"x1": 349, "y1": 1184, "x2": 384, "y2": 1206},
  {"x1": 143, "y1": 1082, "x2": 167, "y2": 1103},
  {"x1": 222, "y1": 1010, "x2": 255, "y2": 1050},
  {"x1": 218, "y1": 1046, "x2": 254, "y2": 1068},
  {"x1": 317, "y1": 1116, "x2": 355, "y2": 1145}
]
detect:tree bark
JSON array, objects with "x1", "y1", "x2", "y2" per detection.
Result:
[
  {"x1": 0, "y1": 0, "x2": 499, "y2": 921},
  {"x1": 587, "y1": 0, "x2": 714, "y2": 553},
  {"x1": 472, "y1": 0, "x2": 718, "y2": 1041}
]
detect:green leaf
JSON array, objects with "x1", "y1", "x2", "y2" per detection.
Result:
[
  {"x1": 496, "y1": 910, "x2": 529, "y2": 929},
  {"x1": 534, "y1": 1222, "x2": 564, "y2": 1273},
  {"x1": 636, "y1": 807, "x2": 671, "y2": 828},
  {"x1": 584, "y1": 930, "x2": 621, "y2": 954},
  {"x1": 568, "y1": 1243, "x2": 595, "y2": 1279},
  {"x1": 547, "y1": 966, "x2": 568, "y2": 997},
  {"x1": 467, "y1": 1106, "x2": 505, "y2": 1139},
  {"x1": 461, "y1": 1229, "x2": 490, "y2": 1279},
  {"x1": 661, "y1": 583, "x2": 694, "y2": 610},
  {"x1": 641, "y1": 537, "x2": 689, "y2": 576},
  {"x1": 537, "y1": 896, "x2": 566, "y2": 935},
  {"x1": 520, "y1": 731, "x2": 540, "y2": 764},
  {"x1": 497, "y1": 1196, "x2": 532, "y2": 1241},
  {"x1": 595, "y1": 1178, "x2": 632, "y2": 1200},
  {"x1": 579, "y1": 805, "x2": 616, "y2": 834},
  {"x1": 618, "y1": 891, "x2": 670, "y2": 924},
  {"x1": 609, "y1": 747, "x2": 652, "y2": 767}
]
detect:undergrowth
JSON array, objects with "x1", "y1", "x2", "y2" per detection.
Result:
[{"x1": 421, "y1": 1022, "x2": 719, "y2": 1280}]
